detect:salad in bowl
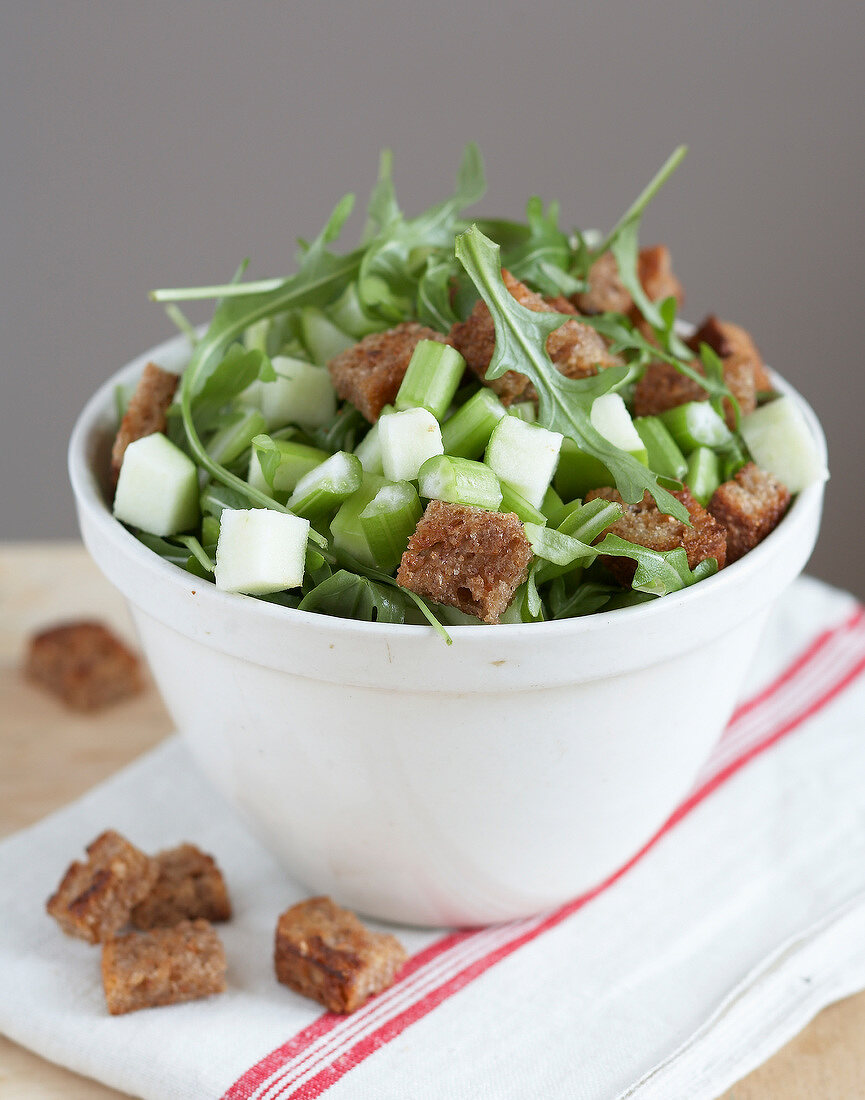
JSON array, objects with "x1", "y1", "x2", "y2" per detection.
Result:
[
  {"x1": 69, "y1": 146, "x2": 828, "y2": 924},
  {"x1": 109, "y1": 144, "x2": 826, "y2": 640}
]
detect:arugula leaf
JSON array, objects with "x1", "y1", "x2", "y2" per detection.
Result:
[
  {"x1": 298, "y1": 569, "x2": 406, "y2": 623},
  {"x1": 454, "y1": 226, "x2": 690, "y2": 523},
  {"x1": 594, "y1": 145, "x2": 688, "y2": 258},
  {"x1": 548, "y1": 579, "x2": 617, "y2": 620},
  {"x1": 523, "y1": 522, "x2": 596, "y2": 568},
  {"x1": 357, "y1": 143, "x2": 485, "y2": 323},
  {"x1": 594, "y1": 534, "x2": 719, "y2": 596},
  {"x1": 416, "y1": 256, "x2": 461, "y2": 332},
  {"x1": 500, "y1": 197, "x2": 583, "y2": 297}
]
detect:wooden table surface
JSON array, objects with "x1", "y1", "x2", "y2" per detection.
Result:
[{"x1": 2, "y1": 540, "x2": 864, "y2": 1100}]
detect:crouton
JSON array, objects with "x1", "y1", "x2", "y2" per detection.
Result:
[
  {"x1": 327, "y1": 322, "x2": 452, "y2": 423},
  {"x1": 586, "y1": 486, "x2": 727, "y2": 585},
  {"x1": 634, "y1": 245, "x2": 684, "y2": 312},
  {"x1": 274, "y1": 897, "x2": 407, "y2": 1014},
  {"x1": 708, "y1": 463, "x2": 790, "y2": 563},
  {"x1": 25, "y1": 620, "x2": 143, "y2": 712},
  {"x1": 687, "y1": 314, "x2": 772, "y2": 393},
  {"x1": 397, "y1": 500, "x2": 532, "y2": 623},
  {"x1": 632, "y1": 362, "x2": 706, "y2": 419},
  {"x1": 574, "y1": 251, "x2": 633, "y2": 315},
  {"x1": 46, "y1": 830, "x2": 159, "y2": 944},
  {"x1": 110, "y1": 361, "x2": 179, "y2": 482},
  {"x1": 101, "y1": 919, "x2": 226, "y2": 1015},
  {"x1": 131, "y1": 844, "x2": 231, "y2": 930},
  {"x1": 449, "y1": 269, "x2": 622, "y2": 405},
  {"x1": 632, "y1": 355, "x2": 760, "y2": 426}
]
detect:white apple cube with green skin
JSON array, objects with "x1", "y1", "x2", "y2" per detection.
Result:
[
  {"x1": 740, "y1": 396, "x2": 829, "y2": 493},
  {"x1": 245, "y1": 356, "x2": 337, "y2": 430},
  {"x1": 484, "y1": 415, "x2": 563, "y2": 508},
  {"x1": 214, "y1": 509, "x2": 309, "y2": 595},
  {"x1": 379, "y1": 407, "x2": 444, "y2": 482},
  {"x1": 590, "y1": 393, "x2": 648, "y2": 463},
  {"x1": 112, "y1": 432, "x2": 199, "y2": 537}
]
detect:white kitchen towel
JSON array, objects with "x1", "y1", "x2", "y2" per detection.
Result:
[{"x1": 2, "y1": 575, "x2": 865, "y2": 1100}]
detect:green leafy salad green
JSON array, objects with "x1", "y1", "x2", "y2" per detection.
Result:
[{"x1": 110, "y1": 143, "x2": 798, "y2": 640}]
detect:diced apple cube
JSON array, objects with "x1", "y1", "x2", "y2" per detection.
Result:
[
  {"x1": 214, "y1": 509, "x2": 309, "y2": 595},
  {"x1": 379, "y1": 407, "x2": 444, "y2": 482},
  {"x1": 113, "y1": 433, "x2": 199, "y2": 536},
  {"x1": 590, "y1": 393, "x2": 647, "y2": 462},
  {"x1": 484, "y1": 416, "x2": 563, "y2": 508},
  {"x1": 251, "y1": 356, "x2": 337, "y2": 429},
  {"x1": 739, "y1": 396, "x2": 828, "y2": 494}
]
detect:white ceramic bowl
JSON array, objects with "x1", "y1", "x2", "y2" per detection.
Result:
[{"x1": 69, "y1": 332, "x2": 826, "y2": 927}]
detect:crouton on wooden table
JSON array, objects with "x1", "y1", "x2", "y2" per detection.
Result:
[
  {"x1": 24, "y1": 620, "x2": 143, "y2": 712},
  {"x1": 708, "y1": 462, "x2": 791, "y2": 563},
  {"x1": 101, "y1": 919, "x2": 227, "y2": 1015},
  {"x1": 397, "y1": 500, "x2": 532, "y2": 623},
  {"x1": 585, "y1": 486, "x2": 727, "y2": 586},
  {"x1": 274, "y1": 897, "x2": 407, "y2": 1014},
  {"x1": 110, "y1": 361, "x2": 179, "y2": 481},
  {"x1": 46, "y1": 830, "x2": 159, "y2": 944},
  {"x1": 449, "y1": 269, "x2": 622, "y2": 404},
  {"x1": 131, "y1": 843, "x2": 231, "y2": 930},
  {"x1": 327, "y1": 322, "x2": 452, "y2": 423}
]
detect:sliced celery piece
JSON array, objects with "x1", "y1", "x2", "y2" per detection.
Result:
[
  {"x1": 685, "y1": 447, "x2": 721, "y2": 506},
  {"x1": 360, "y1": 482, "x2": 423, "y2": 572},
  {"x1": 287, "y1": 451, "x2": 363, "y2": 520},
  {"x1": 395, "y1": 341, "x2": 466, "y2": 420},
  {"x1": 660, "y1": 401, "x2": 734, "y2": 454},
  {"x1": 300, "y1": 306, "x2": 356, "y2": 366},
  {"x1": 633, "y1": 416, "x2": 688, "y2": 481},
  {"x1": 252, "y1": 436, "x2": 330, "y2": 493},
  {"x1": 330, "y1": 472, "x2": 387, "y2": 567},
  {"x1": 506, "y1": 401, "x2": 537, "y2": 423},
  {"x1": 441, "y1": 388, "x2": 507, "y2": 459},
  {"x1": 206, "y1": 408, "x2": 267, "y2": 467},
  {"x1": 498, "y1": 481, "x2": 547, "y2": 525},
  {"x1": 417, "y1": 455, "x2": 503, "y2": 511}
]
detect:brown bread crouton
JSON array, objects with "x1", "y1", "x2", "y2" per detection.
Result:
[
  {"x1": 110, "y1": 361, "x2": 179, "y2": 482},
  {"x1": 708, "y1": 463, "x2": 790, "y2": 563},
  {"x1": 632, "y1": 362, "x2": 706, "y2": 419},
  {"x1": 586, "y1": 486, "x2": 727, "y2": 586},
  {"x1": 131, "y1": 844, "x2": 231, "y2": 930},
  {"x1": 574, "y1": 251, "x2": 633, "y2": 315},
  {"x1": 397, "y1": 500, "x2": 532, "y2": 623},
  {"x1": 327, "y1": 322, "x2": 452, "y2": 423},
  {"x1": 449, "y1": 269, "x2": 622, "y2": 405},
  {"x1": 634, "y1": 244, "x2": 684, "y2": 312},
  {"x1": 25, "y1": 620, "x2": 143, "y2": 712},
  {"x1": 47, "y1": 830, "x2": 159, "y2": 944},
  {"x1": 275, "y1": 897, "x2": 407, "y2": 1014},
  {"x1": 687, "y1": 314, "x2": 772, "y2": 394},
  {"x1": 632, "y1": 355, "x2": 760, "y2": 426},
  {"x1": 101, "y1": 919, "x2": 226, "y2": 1015}
]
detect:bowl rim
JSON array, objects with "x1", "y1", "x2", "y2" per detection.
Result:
[{"x1": 68, "y1": 328, "x2": 828, "y2": 646}]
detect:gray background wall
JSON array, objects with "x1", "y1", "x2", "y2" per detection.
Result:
[{"x1": 2, "y1": 1, "x2": 863, "y2": 596}]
